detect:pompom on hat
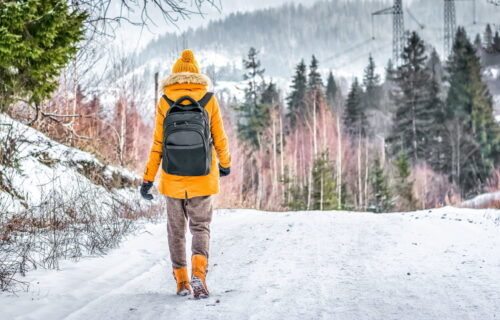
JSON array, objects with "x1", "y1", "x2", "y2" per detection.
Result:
[{"x1": 172, "y1": 49, "x2": 200, "y2": 74}]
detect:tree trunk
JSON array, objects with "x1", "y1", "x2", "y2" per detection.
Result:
[
  {"x1": 457, "y1": 123, "x2": 461, "y2": 188},
  {"x1": 279, "y1": 106, "x2": 285, "y2": 200},
  {"x1": 272, "y1": 111, "x2": 277, "y2": 195},
  {"x1": 71, "y1": 60, "x2": 77, "y2": 125},
  {"x1": 320, "y1": 172, "x2": 324, "y2": 211},
  {"x1": 337, "y1": 115, "x2": 342, "y2": 209},
  {"x1": 312, "y1": 97, "x2": 318, "y2": 157},
  {"x1": 306, "y1": 129, "x2": 314, "y2": 210},
  {"x1": 357, "y1": 134, "x2": 363, "y2": 209},
  {"x1": 307, "y1": 166, "x2": 313, "y2": 210},
  {"x1": 364, "y1": 139, "x2": 369, "y2": 211},
  {"x1": 411, "y1": 99, "x2": 418, "y2": 163},
  {"x1": 119, "y1": 94, "x2": 127, "y2": 166}
]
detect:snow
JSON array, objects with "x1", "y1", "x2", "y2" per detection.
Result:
[
  {"x1": 494, "y1": 95, "x2": 500, "y2": 123},
  {"x1": 461, "y1": 191, "x2": 500, "y2": 208},
  {"x1": 0, "y1": 114, "x2": 149, "y2": 217},
  {"x1": 485, "y1": 66, "x2": 499, "y2": 81},
  {"x1": 1, "y1": 207, "x2": 499, "y2": 319}
]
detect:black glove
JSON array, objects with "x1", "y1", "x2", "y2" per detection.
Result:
[
  {"x1": 140, "y1": 180, "x2": 154, "y2": 200},
  {"x1": 219, "y1": 164, "x2": 230, "y2": 177}
]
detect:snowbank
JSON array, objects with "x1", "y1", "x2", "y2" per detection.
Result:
[
  {"x1": 0, "y1": 114, "x2": 150, "y2": 217},
  {"x1": 461, "y1": 191, "x2": 500, "y2": 209}
]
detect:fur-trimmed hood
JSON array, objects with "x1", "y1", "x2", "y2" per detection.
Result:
[{"x1": 161, "y1": 72, "x2": 211, "y2": 89}]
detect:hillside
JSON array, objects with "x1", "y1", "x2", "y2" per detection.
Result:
[
  {"x1": 0, "y1": 115, "x2": 163, "y2": 291},
  {"x1": 1, "y1": 208, "x2": 499, "y2": 319}
]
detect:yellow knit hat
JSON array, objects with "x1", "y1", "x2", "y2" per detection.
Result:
[{"x1": 172, "y1": 49, "x2": 200, "y2": 74}]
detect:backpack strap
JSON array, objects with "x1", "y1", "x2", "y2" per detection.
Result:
[
  {"x1": 162, "y1": 95, "x2": 175, "y2": 106},
  {"x1": 197, "y1": 92, "x2": 213, "y2": 108},
  {"x1": 162, "y1": 92, "x2": 213, "y2": 108}
]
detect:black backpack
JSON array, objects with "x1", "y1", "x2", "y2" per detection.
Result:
[{"x1": 162, "y1": 93, "x2": 213, "y2": 176}]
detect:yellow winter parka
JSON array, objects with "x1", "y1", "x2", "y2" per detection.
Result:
[{"x1": 143, "y1": 72, "x2": 231, "y2": 199}]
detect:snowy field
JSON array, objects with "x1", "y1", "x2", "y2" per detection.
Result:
[{"x1": 1, "y1": 207, "x2": 500, "y2": 320}]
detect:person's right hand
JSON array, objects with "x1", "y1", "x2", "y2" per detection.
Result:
[
  {"x1": 219, "y1": 164, "x2": 230, "y2": 177},
  {"x1": 140, "y1": 180, "x2": 154, "y2": 200}
]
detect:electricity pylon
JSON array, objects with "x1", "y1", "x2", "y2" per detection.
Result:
[
  {"x1": 372, "y1": 0, "x2": 405, "y2": 66},
  {"x1": 444, "y1": 0, "x2": 479, "y2": 58},
  {"x1": 444, "y1": 0, "x2": 456, "y2": 58}
]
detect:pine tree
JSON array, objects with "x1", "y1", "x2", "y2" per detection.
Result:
[
  {"x1": 427, "y1": 49, "x2": 444, "y2": 84},
  {"x1": 385, "y1": 59, "x2": 396, "y2": 82},
  {"x1": 0, "y1": 0, "x2": 86, "y2": 112},
  {"x1": 363, "y1": 55, "x2": 381, "y2": 91},
  {"x1": 243, "y1": 47, "x2": 265, "y2": 107},
  {"x1": 493, "y1": 32, "x2": 500, "y2": 54},
  {"x1": 484, "y1": 24, "x2": 493, "y2": 52},
  {"x1": 307, "y1": 55, "x2": 324, "y2": 108},
  {"x1": 287, "y1": 60, "x2": 308, "y2": 127},
  {"x1": 426, "y1": 49, "x2": 447, "y2": 172},
  {"x1": 308, "y1": 55, "x2": 323, "y2": 92},
  {"x1": 474, "y1": 33, "x2": 483, "y2": 53},
  {"x1": 445, "y1": 27, "x2": 500, "y2": 193},
  {"x1": 343, "y1": 78, "x2": 368, "y2": 136},
  {"x1": 388, "y1": 31, "x2": 435, "y2": 163},
  {"x1": 362, "y1": 55, "x2": 382, "y2": 111},
  {"x1": 312, "y1": 151, "x2": 338, "y2": 210},
  {"x1": 283, "y1": 166, "x2": 308, "y2": 211},
  {"x1": 394, "y1": 151, "x2": 416, "y2": 211},
  {"x1": 368, "y1": 156, "x2": 393, "y2": 213},
  {"x1": 237, "y1": 47, "x2": 268, "y2": 149},
  {"x1": 325, "y1": 71, "x2": 338, "y2": 111},
  {"x1": 287, "y1": 183, "x2": 309, "y2": 211},
  {"x1": 261, "y1": 81, "x2": 279, "y2": 106}
]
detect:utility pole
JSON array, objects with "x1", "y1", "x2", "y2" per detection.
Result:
[
  {"x1": 444, "y1": 0, "x2": 457, "y2": 58},
  {"x1": 372, "y1": 0, "x2": 405, "y2": 66}
]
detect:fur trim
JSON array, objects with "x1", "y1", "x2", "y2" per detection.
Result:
[{"x1": 161, "y1": 72, "x2": 211, "y2": 88}]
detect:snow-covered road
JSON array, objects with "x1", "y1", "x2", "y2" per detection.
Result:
[{"x1": 2, "y1": 208, "x2": 500, "y2": 320}]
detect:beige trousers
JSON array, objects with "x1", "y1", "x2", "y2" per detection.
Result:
[{"x1": 166, "y1": 195, "x2": 213, "y2": 269}]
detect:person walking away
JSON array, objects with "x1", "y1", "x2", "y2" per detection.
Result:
[{"x1": 140, "y1": 49, "x2": 231, "y2": 299}]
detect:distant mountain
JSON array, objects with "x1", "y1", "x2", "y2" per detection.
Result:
[{"x1": 134, "y1": 0, "x2": 500, "y2": 79}]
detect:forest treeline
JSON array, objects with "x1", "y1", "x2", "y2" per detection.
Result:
[
  {"x1": 222, "y1": 25, "x2": 500, "y2": 212},
  {"x1": 2, "y1": 0, "x2": 500, "y2": 212}
]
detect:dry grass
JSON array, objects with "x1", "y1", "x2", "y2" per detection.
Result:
[{"x1": 0, "y1": 181, "x2": 165, "y2": 293}]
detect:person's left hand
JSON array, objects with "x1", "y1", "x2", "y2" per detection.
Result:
[{"x1": 219, "y1": 165, "x2": 230, "y2": 177}]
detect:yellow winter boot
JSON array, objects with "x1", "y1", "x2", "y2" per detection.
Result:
[
  {"x1": 191, "y1": 254, "x2": 209, "y2": 299},
  {"x1": 173, "y1": 267, "x2": 191, "y2": 296}
]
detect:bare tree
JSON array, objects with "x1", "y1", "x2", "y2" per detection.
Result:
[{"x1": 77, "y1": 0, "x2": 220, "y2": 37}]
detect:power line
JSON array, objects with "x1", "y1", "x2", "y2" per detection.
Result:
[
  {"x1": 407, "y1": 7, "x2": 425, "y2": 30},
  {"x1": 324, "y1": 38, "x2": 374, "y2": 62}
]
